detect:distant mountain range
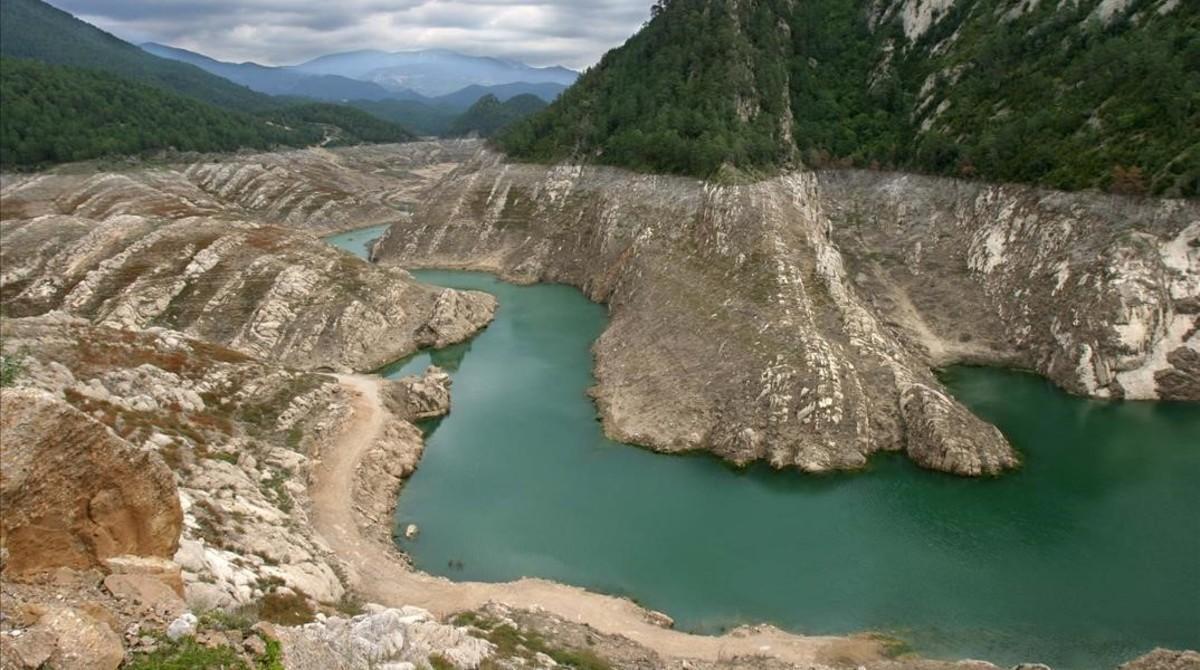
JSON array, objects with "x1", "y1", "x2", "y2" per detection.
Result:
[
  {"x1": 139, "y1": 42, "x2": 576, "y2": 138},
  {"x1": 0, "y1": 0, "x2": 573, "y2": 165},
  {"x1": 141, "y1": 43, "x2": 576, "y2": 105},
  {"x1": 140, "y1": 42, "x2": 399, "y2": 102},
  {"x1": 289, "y1": 49, "x2": 578, "y2": 98}
]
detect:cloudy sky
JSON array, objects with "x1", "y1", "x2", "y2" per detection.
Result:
[{"x1": 49, "y1": 0, "x2": 652, "y2": 70}]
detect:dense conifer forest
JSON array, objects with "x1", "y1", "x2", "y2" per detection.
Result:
[{"x1": 501, "y1": 0, "x2": 1199, "y2": 196}]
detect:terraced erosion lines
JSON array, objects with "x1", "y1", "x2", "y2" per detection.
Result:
[
  {"x1": 374, "y1": 147, "x2": 1199, "y2": 476},
  {"x1": 4, "y1": 139, "x2": 1194, "y2": 477},
  {"x1": 0, "y1": 142, "x2": 493, "y2": 372}
]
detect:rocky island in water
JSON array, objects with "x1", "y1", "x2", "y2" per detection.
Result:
[{"x1": 0, "y1": 0, "x2": 1197, "y2": 669}]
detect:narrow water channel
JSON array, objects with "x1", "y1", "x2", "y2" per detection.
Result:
[{"x1": 326, "y1": 226, "x2": 1200, "y2": 670}]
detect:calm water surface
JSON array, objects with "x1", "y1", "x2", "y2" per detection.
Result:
[{"x1": 326, "y1": 226, "x2": 1200, "y2": 669}]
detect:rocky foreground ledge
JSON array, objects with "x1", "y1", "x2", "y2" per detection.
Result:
[{"x1": 374, "y1": 149, "x2": 1198, "y2": 476}]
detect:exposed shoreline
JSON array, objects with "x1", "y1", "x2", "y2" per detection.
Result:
[{"x1": 309, "y1": 373, "x2": 895, "y2": 667}]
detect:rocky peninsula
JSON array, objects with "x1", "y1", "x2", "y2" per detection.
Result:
[{"x1": 374, "y1": 148, "x2": 1198, "y2": 476}]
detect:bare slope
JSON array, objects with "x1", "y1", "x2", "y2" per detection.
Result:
[{"x1": 374, "y1": 149, "x2": 1198, "y2": 475}]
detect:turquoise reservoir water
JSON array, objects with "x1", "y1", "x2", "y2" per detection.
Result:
[{"x1": 326, "y1": 226, "x2": 1200, "y2": 669}]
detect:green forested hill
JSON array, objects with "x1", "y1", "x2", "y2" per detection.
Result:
[
  {"x1": 265, "y1": 103, "x2": 415, "y2": 145},
  {"x1": 0, "y1": 59, "x2": 320, "y2": 166},
  {"x1": 0, "y1": 0, "x2": 416, "y2": 167},
  {"x1": 0, "y1": 0, "x2": 277, "y2": 111},
  {"x1": 347, "y1": 99, "x2": 458, "y2": 137},
  {"x1": 447, "y1": 94, "x2": 548, "y2": 138},
  {"x1": 500, "y1": 0, "x2": 1199, "y2": 196}
]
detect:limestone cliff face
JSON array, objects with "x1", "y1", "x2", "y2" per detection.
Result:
[
  {"x1": 0, "y1": 388, "x2": 183, "y2": 576},
  {"x1": 374, "y1": 152, "x2": 1007, "y2": 475},
  {"x1": 375, "y1": 150, "x2": 1197, "y2": 475},
  {"x1": 821, "y1": 171, "x2": 1199, "y2": 402}
]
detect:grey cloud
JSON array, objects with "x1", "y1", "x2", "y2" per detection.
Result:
[{"x1": 48, "y1": 0, "x2": 651, "y2": 69}]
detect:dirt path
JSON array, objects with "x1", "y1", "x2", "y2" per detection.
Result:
[{"x1": 309, "y1": 375, "x2": 885, "y2": 666}]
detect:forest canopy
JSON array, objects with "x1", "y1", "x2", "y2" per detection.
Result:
[{"x1": 499, "y1": 0, "x2": 1199, "y2": 196}]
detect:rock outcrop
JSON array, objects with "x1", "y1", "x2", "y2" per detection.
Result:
[
  {"x1": 0, "y1": 388, "x2": 182, "y2": 576},
  {"x1": 1119, "y1": 649, "x2": 1200, "y2": 670},
  {"x1": 0, "y1": 316, "x2": 355, "y2": 610},
  {"x1": 272, "y1": 605, "x2": 493, "y2": 670},
  {"x1": 356, "y1": 369, "x2": 453, "y2": 541},
  {"x1": 821, "y1": 171, "x2": 1200, "y2": 402},
  {"x1": 2, "y1": 605, "x2": 125, "y2": 670},
  {"x1": 0, "y1": 215, "x2": 494, "y2": 371},
  {"x1": 373, "y1": 149, "x2": 1197, "y2": 475}
]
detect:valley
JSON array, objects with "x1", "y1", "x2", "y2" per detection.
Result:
[
  {"x1": 1, "y1": 0, "x2": 1198, "y2": 668},
  {"x1": 2, "y1": 140, "x2": 1195, "y2": 669}
]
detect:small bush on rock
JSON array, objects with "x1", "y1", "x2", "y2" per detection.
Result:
[
  {"x1": 125, "y1": 637, "x2": 246, "y2": 670},
  {"x1": 257, "y1": 590, "x2": 315, "y2": 626}
]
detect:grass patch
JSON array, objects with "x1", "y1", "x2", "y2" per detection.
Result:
[
  {"x1": 206, "y1": 450, "x2": 240, "y2": 465},
  {"x1": 285, "y1": 425, "x2": 304, "y2": 450},
  {"x1": 257, "y1": 639, "x2": 284, "y2": 670},
  {"x1": 0, "y1": 349, "x2": 27, "y2": 387},
  {"x1": 199, "y1": 608, "x2": 257, "y2": 635},
  {"x1": 334, "y1": 592, "x2": 365, "y2": 617},
  {"x1": 125, "y1": 637, "x2": 246, "y2": 670},
  {"x1": 259, "y1": 469, "x2": 294, "y2": 514}
]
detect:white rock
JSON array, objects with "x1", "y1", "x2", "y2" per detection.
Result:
[{"x1": 166, "y1": 613, "x2": 197, "y2": 641}]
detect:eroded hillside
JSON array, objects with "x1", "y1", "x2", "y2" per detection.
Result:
[
  {"x1": 373, "y1": 148, "x2": 1198, "y2": 475},
  {"x1": 0, "y1": 142, "x2": 491, "y2": 371}
]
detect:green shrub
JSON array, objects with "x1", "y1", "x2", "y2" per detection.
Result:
[
  {"x1": 125, "y1": 638, "x2": 247, "y2": 670},
  {"x1": 257, "y1": 590, "x2": 315, "y2": 626},
  {"x1": 0, "y1": 350, "x2": 26, "y2": 387}
]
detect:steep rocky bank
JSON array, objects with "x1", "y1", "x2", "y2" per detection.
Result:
[
  {"x1": 0, "y1": 143, "x2": 496, "y2": 372},
  {"x1": 0, "y1": 218, "x2": 494, "y2": 372},
  {"x1": 821, "y1": 172, "x2": 1200, "y2": 401},
  {"x1": 374, "y1": 149, "x2": 1198, "y2": 476}
]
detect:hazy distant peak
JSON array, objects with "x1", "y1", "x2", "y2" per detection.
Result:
[{"x1": 290, "y1": 48, "x2": 578, "y2": 97}]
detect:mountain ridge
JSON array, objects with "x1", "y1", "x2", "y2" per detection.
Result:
[
  {"x1": 0, "y1": 0, "x2": 278, "y2": 111},
  {"x1": 291, "y1": 48, "x2": 578, "y2": 97},
  {"x1": 140, "y1": 42, "x2": 402, "y2": 102},
  {"x1": 500, "y1": 0, "x2": 1198, "y2": 197}
]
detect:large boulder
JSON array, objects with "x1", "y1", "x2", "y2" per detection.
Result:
[
  {"x1": 382, "y1": 367, "x2": 452, "y2": 420},
  {"x1": 0, "y1": 389, "x2": 183, "y2": 576},
  {"x1": 1, "y1": 606, "x2": 124, "y2": 670}
]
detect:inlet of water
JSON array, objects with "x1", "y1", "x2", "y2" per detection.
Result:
[{"x1": 326, "y1": 225, "x2": 1200, "y2": 669}]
